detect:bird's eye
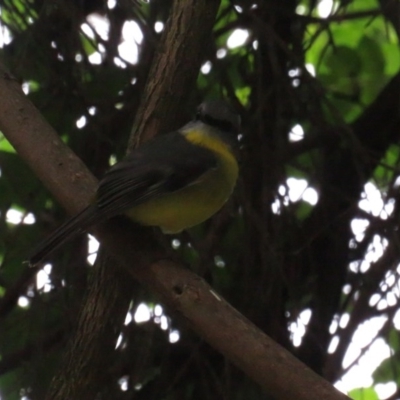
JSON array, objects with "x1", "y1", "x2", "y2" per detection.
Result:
[{"x1": 195, "y1": 110, "x2": 202, "y2": 120}]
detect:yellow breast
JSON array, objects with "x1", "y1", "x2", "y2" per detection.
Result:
[{"x1": 127, "y1": 131, "x2": 238, "y2": 233}]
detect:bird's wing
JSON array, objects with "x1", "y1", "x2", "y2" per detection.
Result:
[{"x1": 96, "y1": 132, "x2": 217, "y2": 217}]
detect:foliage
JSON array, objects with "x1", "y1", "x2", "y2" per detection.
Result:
[{"x1": 0, "y1": 0, "x2": 399, "y2": 399}]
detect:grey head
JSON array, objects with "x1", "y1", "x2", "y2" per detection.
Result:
[{"x1": 195, "y1": 100, "x2": 241, "y2": 135}]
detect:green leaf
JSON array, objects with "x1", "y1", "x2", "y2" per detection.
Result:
[
  {"x1": 373, "y1": 144, "x2": 400, "y2": 186},
  {"x1": 295, "y1": 201, "x2": 313, "y2": 220},
  {"x1": 372, "y1": 329, "x2": 400, "y2": 385},
  {"x1": 325, "y1": 46, "x2": 362, "y2": 76},
  {"x1": 0, "y1": 369, "x2": 23, "y2": 400},
  {"x1": 348, "y1": 387, "x2": 379, "y2": 400},
  {"x1": 235, "y1": 86, "x2": 250, "y2": 105},
  {"x1": 358, "y1": 36, "x2": 385, "y2": 76},
  {"x1": 388, "y1": 328, "x2": 400, "y2": 352},
  {"x1": 80, "y1": 33, "x2": 98, "y2": 56},
  {"x1": 0, "y1": 134, "x2": 16, "y2": 153},
  {"x1": 0, "y1": 151, "x2": 45, "y2": 210},
  {"x1": 381, "y1": 38, "x2": 400, "y2": 76}
]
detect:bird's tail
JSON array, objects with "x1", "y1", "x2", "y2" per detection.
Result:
[{"x1": 28, "y1": 205, "x2": 100, "y2": 266}]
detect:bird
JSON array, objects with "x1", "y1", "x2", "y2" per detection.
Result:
[{"x1": 28, "y1": 100, "x2": 240, "y2": 265}]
